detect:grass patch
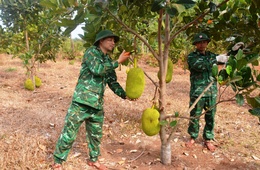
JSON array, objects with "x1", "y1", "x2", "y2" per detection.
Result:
[{"x1": 5, "y1": 67, "x2": 17, "y2": 72}]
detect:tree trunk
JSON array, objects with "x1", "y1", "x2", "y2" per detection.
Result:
[{"x1": 160, "y1": 142, "x2": 171, "y2": 165}]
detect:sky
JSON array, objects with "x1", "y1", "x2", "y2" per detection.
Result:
[
  {"x1": 0, "y1": 18, "x2": 84, "y2": 39},
  {"x1": 71, "y1": 25, "x2": 84, "y2": 39}
]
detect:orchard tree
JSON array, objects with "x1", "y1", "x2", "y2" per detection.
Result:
[
  {"x1": 40, "y1": 0, "x2": 259, "y2": 165},
  {"x1": 0, "y1": 0, "x2": 64, "y2": 90}
]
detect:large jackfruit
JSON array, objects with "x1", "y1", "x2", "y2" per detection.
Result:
[
  {"x1": 24, "y1": 78, "x2": 34, "y2": 91},
  {"x1": 126, "y1": 67, "x2": 145, "y2": 99},
  {"x1": 141, "y1": 108, "x2": 160, "y2": 136},
  {"x1": 157, "y1": 59, "x2": 173, "y2": 83}
]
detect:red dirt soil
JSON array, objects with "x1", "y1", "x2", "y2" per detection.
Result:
[{"x1": 0, "y1": 54, "x2": 259, "y2": 170}]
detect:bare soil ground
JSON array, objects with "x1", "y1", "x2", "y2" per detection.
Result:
[{"x1": 0, "y1": 54, "x2": 260, "y2": 170}]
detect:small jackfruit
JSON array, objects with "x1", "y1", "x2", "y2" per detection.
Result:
[
  {"x1": 24, "y1": 78, "x2": 34, "y2": 91},
  {"x1": 126, "y1": 67, "x2": 145, "y2": 99},
  {"x1": 141, "y1": 108, "x2": 160, "y2": 136},
  {"x1": 35, "y1": 76, "x2": 42, "y2": 88},
  {"x1": 157, "y1": 59, "x2": 173, "y2": 83}
]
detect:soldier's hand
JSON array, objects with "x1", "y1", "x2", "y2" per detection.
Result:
[{"x1": 117, "y1": 50, "x2": 131, "y2": 64}]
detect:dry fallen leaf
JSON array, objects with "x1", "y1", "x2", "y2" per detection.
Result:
[
  {"x1": 38, "y1": 144, "x2": 46, "y2": 152},
  {"x1": 71, "y1": 152, "x2": 81, "y2": 158},
  {"x1": 130, "y1": 149, "x2": 138, "y2": 153},
  {"x1": 252, "y1": 155, "x2": 260, "y2": 160},
  {"x1": 183, "y1": 152, "x2": 189, "y2": 156},
  {"x1": 118, "y1": 160, "x2": 125, "y2": 165},
  {"x1": 116, "y1": 148, "x2": 123, "y2": 153}
]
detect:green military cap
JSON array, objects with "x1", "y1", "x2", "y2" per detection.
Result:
[
  {"x1": 192, "y1": 33, "x2": 211, "y2": 45},
  {"x1": 94, "y1": 30, "x2": 119, "y2": 46}
]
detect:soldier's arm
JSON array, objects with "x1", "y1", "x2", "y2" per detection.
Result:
[{"x1": 106, "y1": 70, "x2": 126, "y2": 99}]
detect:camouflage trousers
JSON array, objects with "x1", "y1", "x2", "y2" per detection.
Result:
[
  {"x1": 188, "y1": 96, "x2": 217, "y2": 140},
  {"x1": 53, "y1": 101, "x2": 104, "y2": 164}
]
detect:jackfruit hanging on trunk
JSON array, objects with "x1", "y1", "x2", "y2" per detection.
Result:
[
  {"x1": 157, "y1": 59, "x2": 173, "y2": 83},
  {"x1": 141, "y1": 106, "x2": 160, "y2": 136},
  {"x1": 125, "y1": 57, "x2": 145, "y2": 99}
]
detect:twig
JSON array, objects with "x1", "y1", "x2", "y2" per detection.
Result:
[
  {"x1": 186, "y1": 81, "x2": 214, "y2": 114},
  {"x1": 128, "y1": 150, "x2": 146, "y2": 163}
]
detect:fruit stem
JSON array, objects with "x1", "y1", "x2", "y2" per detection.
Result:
[{"x1": 134, "y1": 57, "x2": 137, "y2": 68}]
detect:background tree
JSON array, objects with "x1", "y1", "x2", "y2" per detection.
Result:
[
  {"x1": 0, "y1": 0, "x2": 64, "y2": 89},
  {"x1": 40, "y1": 0, "x2": 260, "y2": 165}
]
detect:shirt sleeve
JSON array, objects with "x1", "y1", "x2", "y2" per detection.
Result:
[
  {"x1": 83, "y1": 47, "x2": 119, "y2": 76},
  {"x1": 106, "y1": 70, "x2": 126, "y2": 99}
]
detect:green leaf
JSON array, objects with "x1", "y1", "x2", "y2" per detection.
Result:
[
  {"x1": 174, "y1": 0, "x2": 196, "y2": 9},
  {"x1": 236, "y1": 49, "x2": 244, "y2": 60},
  {"x1": 59, "y1": 19, "x2": 76, "y2": 26},
  {"x1": 246, "y1": 96, "x2": 260, "y2": 108},
  {"x1": 175, "y1": 111, "x2": 179, "y2": 117},
  {"x1": 227, "y1": 56, "x2": 237, "y2": 71},
  {"x1": 170, "y1": 120, "x2": 177, "y2": 127},
  {"x1": 226, "y1": 65, "x2": 232, "y2": 75},
  {"x1": 246, "y1": 53, "x2": 259, "y2": 63},
  {"x1": 166, "y1": 6, "x2": 178, "y2": 17},
  {"x1": 240, "y1": 66, "x2": 252, "y2": 82},
  {"x1": 236, "y1": 58, "x2": 247, "y2": 71},
  {"x1": 151, "y1": 0, "x2": 165, "y2": 12},
  {"x1": 229, "y1": 76, "x2": 243, "y2": 83},
  {"x1": 248, "y1": 108, "x2": 260, "y2": 117},
  {"x1": 68, "y1": 0, "x2": 76, "y2": 6},
  {"x1": 209, "y1": 2, "x2": 217, "y2": 13},
  {"x1": 39, "y1": 0, "x2": 57, "y2": 9},
  {"x1": 257, "y1": 74, "x2": 260, "y2": 81},
  {"x1": 236, "y1": 94, "x2": 244, "y2": 106}
]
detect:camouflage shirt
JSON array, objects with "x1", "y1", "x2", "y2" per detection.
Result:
[
  {"x1": 72, "y1": 46, "x2": 126, "y2": 110},
  {"x1": 188, "y1": 50, "x2": 218, "y2": 97}
]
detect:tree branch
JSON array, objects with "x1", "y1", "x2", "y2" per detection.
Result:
[{"x1": 105, "y1": 8, "x2": 160, "y2": 61}]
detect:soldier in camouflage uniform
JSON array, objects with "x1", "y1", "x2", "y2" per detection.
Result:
[
  {"x1": 185, "y1": 33, "x2": 218, "y2": 152},
  {"x1": 52, "y1": 30, "x2": 130, "y2": 170}
]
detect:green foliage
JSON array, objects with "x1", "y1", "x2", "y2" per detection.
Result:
[
  {"x1": 186, "y1": 0, "x2": 260, "y2": 55},
  {"x1": 141, "y1": 108, "x2": 160, "y2": 136},
  {"x1": 60, "y1": 38, "x2": 85, "y2": 60},
  {"x1": 125, "y1": 67, "x2": 145, "y2": 99},
  {"x1": 249, "y1": 108, "x2": 260, "y2": 117},
  {"x1": 24, "y1": 78, "x2": 34, "y2": 91},
  {"x1": 0, "y1": 0, "x2": 65, "y2": 84},
  {"x1": 215, "y1": 50, "x2": 260, "y2": 113},
  {"x1": 217, "y1": 69, "x2": 229, "y2": 85},
  {"x1": 212, "y1": 63, "x2": 218, "y2": 77}
]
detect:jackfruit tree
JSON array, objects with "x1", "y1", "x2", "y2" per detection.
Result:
[{"x1": 39, "y1": 0, "x2": 260, "y2": 165}]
